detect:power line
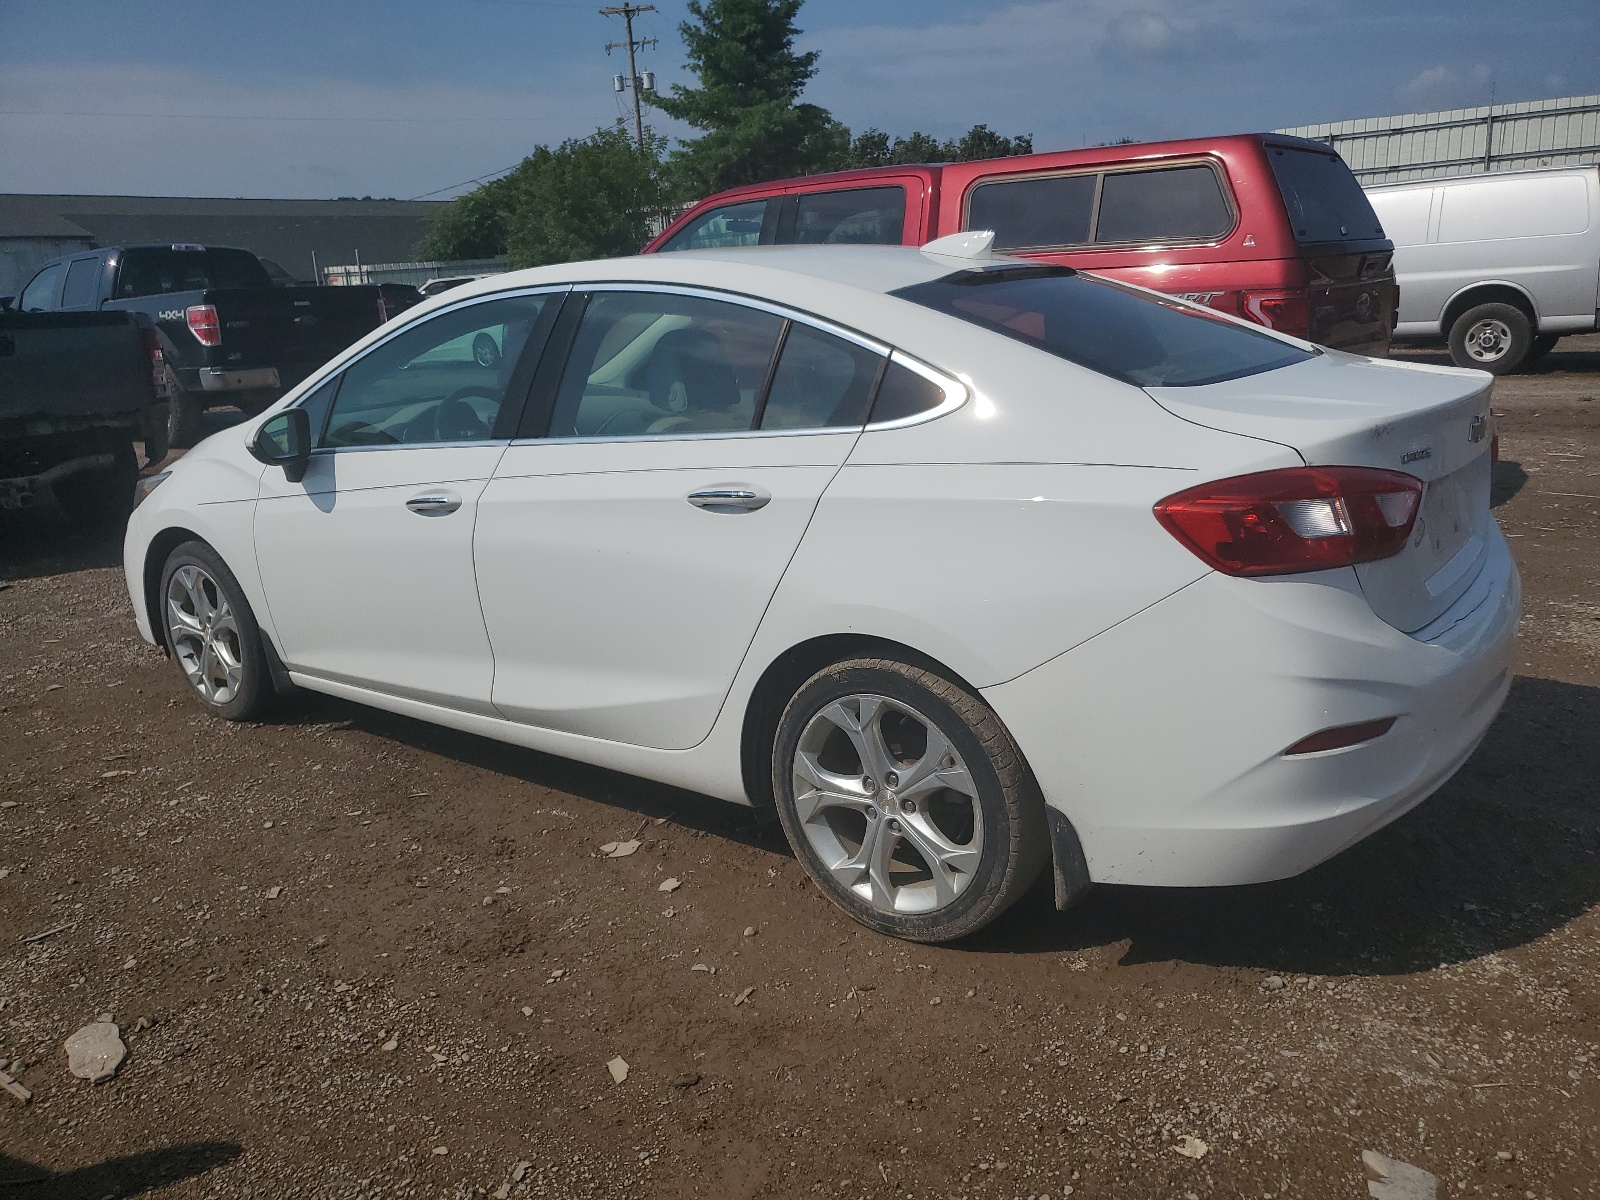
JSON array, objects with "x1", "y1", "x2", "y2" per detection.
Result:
[
  {"x1": 600, "y1": 4, "x2": 657, "y2": 149},
  {"x1": 0, "y1": 109, "x2": 587, "y2": 125},
  {"x1": 406, "y1": 159, "x2": 530, "y2": 201}
]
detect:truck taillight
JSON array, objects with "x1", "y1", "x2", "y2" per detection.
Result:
[
  {"x1": 143, "y1": 329, "x2": 165, "y2": 390},
  {"x1": 1240, "y1": 290, "x2": 1311, "y2": 338},
  {"x1": 1154, "y1": 466, "x2": 1424, "y2": 577},
  {"x1": 185, "y1": 304, "x2": 221, "y2": 346},
  {"x1": 377, "y1": 295, "x2": 391, "y2": 323}
]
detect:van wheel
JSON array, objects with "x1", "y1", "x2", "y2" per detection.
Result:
[
  {"x1": 771, "y1": 656, "x2": 1048, "y2": 943},
  {"x1": 1448, "y1": 303, "x2": 1532, "y2": 374}
]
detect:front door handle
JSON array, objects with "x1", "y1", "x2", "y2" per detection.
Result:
[
  {"x1": 405, "y1": 493, "x2": 461, "y2": 516},
  {"x1": 686, "y1": 485, "x2": 771, "y2": 513}
]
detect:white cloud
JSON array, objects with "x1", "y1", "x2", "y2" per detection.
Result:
[{"x1": 1400, "y1": 63, "x2": 1457, "y2": 102}]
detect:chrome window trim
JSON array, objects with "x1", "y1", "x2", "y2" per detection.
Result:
[
  {"x1": 511, "y1": 428, "x2": 861, "y2": 447},
  {"x1": 863, "y1": 351, "x2": 970, "y2": 431},
  {"x1": 287, "y1": 284, "x2": 574, "y2": 413},
  {"x1": 579, "y1": 282, "x2": 892, "y2": 356},
  {"x1": 309, "y1": 439, "x2": 511, "y2": 457}
]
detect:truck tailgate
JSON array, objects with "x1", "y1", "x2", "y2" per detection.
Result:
[
  {"x1": 0, "y1": 311, "x2": 153, "y2": 424},
  {"x1": 208, "y1": 286, "x2": 383, "y2": 370}
]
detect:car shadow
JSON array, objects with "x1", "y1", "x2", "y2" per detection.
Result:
[
  {"x1": 975, "y1": 675, "x2": 1600, "y2": 976},
  {"x1": 263, "y1": 691, "x2": 792, "y2": 856},
  {"x1": 0, "y1": 506, "x2": 125, "y2": 582},
  {"x1": 1493, "y1": 457, "x2": 1529, "y2": 507},
  {"x1": 0, "y1": 1142, "x2": 242, "y2": 1197}
]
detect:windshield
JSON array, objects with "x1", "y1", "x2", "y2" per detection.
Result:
[
  {"x1": 1266, "y1": 145, "x2": 1386, "y2": 244},
  {"x1": 891, "y1": 266, "x2": 1314, "y2": 388}
]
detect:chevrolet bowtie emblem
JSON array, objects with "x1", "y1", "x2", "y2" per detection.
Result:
[{"x1": 1468, "y1": 414, "x2": 1489, "y2": 444}]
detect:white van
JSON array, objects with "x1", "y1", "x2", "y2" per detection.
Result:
[{"x1": 1366, "y1": 166, "x2": 1600, "y2": 373}]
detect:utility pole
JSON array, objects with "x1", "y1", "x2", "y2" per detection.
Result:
[{"x1": 601, "y1": 4, "x2": 657, "y2": 149}]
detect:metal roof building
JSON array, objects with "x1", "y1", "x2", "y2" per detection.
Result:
[
  {"x1": 0, "y1": 193, "x2": 445, "y2": 298},
  {"x1": 1276, "y1": 93, "x2": 1600, "y2": 185}
]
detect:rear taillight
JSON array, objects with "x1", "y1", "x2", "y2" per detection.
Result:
[
  {"x1": 185, "y1": 304, "x2": 221, "y2": 346},
  {"x1": 1490, "y1": 413, "x2": 1500, "y2": 470},
  {"x1": 377, "y1": 295, "x2": 391, "y2": 323},
  {"x1": 1240, "y1": 289, "x2": 1311, "y2": 338},
  {"x1": 1154, "y1": 466, "x2": 1424, "y2": 577},
  {"x1": 143, "y1": 329, "x2": 165, "y2": 390}
]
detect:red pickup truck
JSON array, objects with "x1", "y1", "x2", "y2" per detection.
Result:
[{"x1": 644, "y1": 133, "x2": 1396, "y2": 356}]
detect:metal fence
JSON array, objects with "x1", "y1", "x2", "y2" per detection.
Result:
[
  {"x1": 322, "y1": 256, "x2": 510, "y2": 287},
  {"x1": 1276, "y1": 93, "x2": 1600, "y2": 185}
]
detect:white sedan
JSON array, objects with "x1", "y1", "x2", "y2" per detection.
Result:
[{"x1": 124, "y1": 236, "x2": 1520, "y2": 942}]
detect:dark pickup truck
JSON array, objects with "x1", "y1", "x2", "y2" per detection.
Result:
[
  {"x1": 12, "y1": 244, "x2": 396, "y2": 449},
  {"x1": 0, "y1": 309, "x2": 160, "y2": 526}
]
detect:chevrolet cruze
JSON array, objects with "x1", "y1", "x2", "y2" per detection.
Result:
[{"x1": 125, "y1": 236, "x2": 1519, "y2": 941}]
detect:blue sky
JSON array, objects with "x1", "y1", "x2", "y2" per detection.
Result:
[{"x1": 1, "y1": 0, "x2": 1595, "y2": 200}]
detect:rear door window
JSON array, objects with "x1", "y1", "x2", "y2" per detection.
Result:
[
  {"x1": 968, "y1": 174, "x2": 1097, "y2": 250},
  {"x1": 657, "y1": 200, "x2": 770, "y2": 252},
  {"x1": 758, "y1": 324, "x2": 884, "y2": 429},
  {"x1": 18, "y1": 263, "x2": 64, "y2": 311},
  {"x1": 892, "y1": 266, "x2": 1313, "y2": 388},
  {"x1": 784, "y1": 186, "x2": 906, "y2": 245},
  {"x1": 1266, "y1": 146, "x2": 1386, "y2": 243},
  {"x1": 60, "y1": 258, "x2": 103, "y2": 309},
  {"x1": 114, "y1": 247, "x2": 273, "y2": 297},
  {"x1": 1094, "y1": 166, "x2": 1232, "y2": 243},
  {"x1": 547, "y1": 292, "x2": 785, "y2": 438}
]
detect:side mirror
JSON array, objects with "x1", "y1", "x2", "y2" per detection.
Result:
[{"x1": 249, "y1": 407, "x2": 312, "y2": 483}]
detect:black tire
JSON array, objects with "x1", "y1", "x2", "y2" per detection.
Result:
[
  {"x1": 140, "y1": 403, "x2": 171, "y2": 465},
  {"x1": 771, "y1": 656, "x2": 1048, "y2": 943},
  {"x1": 1447, "y1": 302, "x2": 1532, "y2": 375},
  {"x1": 54, "y1": 439, "x2": 138, "y2": 531},
  {"x1": 164, "y1": 367, "x2": 206, "y2": 450},
  {"x1": 1526, "y1": 333, "x2": 1560, "y2": 363},
  {"x1": 158, "y1": 540, "x2": 275, "y2": 721}
]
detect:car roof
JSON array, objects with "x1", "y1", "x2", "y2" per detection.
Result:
[{"x1": 444, "y1": 245, "x2": 971, "y2": 306}]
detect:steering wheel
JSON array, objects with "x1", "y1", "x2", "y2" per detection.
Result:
[{"x1": 430, "y1": 387, "x2": 498, "y2": 442}]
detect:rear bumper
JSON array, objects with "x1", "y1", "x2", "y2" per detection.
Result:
[
  {"x1": 198, "y1": 366, "x2": 280, "y2": 393},
  {"x1": 983, "y1": 522, "x2": 1520, "y2": 887}
]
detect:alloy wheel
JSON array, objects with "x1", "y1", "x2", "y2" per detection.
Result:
[
  {"x1": 166, "y1": 564, "x2": 244, "y2": 705},
  {"x1": 790, "y1": 693, "x2": 984, "y2": 915}
]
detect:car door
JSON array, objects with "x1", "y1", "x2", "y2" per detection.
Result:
[
  {"x1": 474, "y1": 286, "x2": 889, "y2": 749},
  {"x1": 252, "y1": 289, "x2": 561, "y2": 713}
]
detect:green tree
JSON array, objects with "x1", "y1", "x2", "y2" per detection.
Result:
[
  {"x1": 420, "y1": 173, "x2": 519, "y2": 260},
  {"x1": 650, "y1": 0, "x2": 839, "y2": 195},
  {"x1": 840, "y1": 124, "x2": 1033, "y2": 170},
  {"x1": 505, "y1": 124, "x2": 669, "y2": 267}
]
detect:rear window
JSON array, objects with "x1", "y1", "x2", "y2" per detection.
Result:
[
  {"x1": 114, "y1": 247, "x2": 275, "y2": 298},
  {"x1": 968, "y1": 163, "x2": 1233, "y2": 249},
  {"x1": 1266, "y1": 146, "x2": 1386, "y2": 243},
  {"x1": 787, "y1": 186, "x2": 906, "y2": 245},
  {"x1": 968, "y1": 174, "x2": 1096, "y2": 249},
  {"x1": 891, "y1": 266, "x2": 1314, "y2": 388}
]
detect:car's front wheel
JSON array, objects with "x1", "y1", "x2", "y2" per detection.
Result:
[
  {"x1": 158, "y1": 541, "x2": 274, "y2": 720},
  {"x1": 772, "y1": 656, "x2": 1047, "y2": 942}
]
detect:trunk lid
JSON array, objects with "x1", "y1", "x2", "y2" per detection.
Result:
[{"x1": 1146, "y1": 351, "x2": 1495, "y2": 633}]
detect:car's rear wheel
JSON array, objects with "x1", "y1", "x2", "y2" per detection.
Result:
[
  {"x1": 164, "y1": 367, "x2": 206, "y2": 450},
  {"x1": 159, "y1": 541, "x2": 273, "y2": 720},
  {"x1": 1448, "y1": 302, "x2": 1532, "y2": 374},
  {"x1": 771, "y1": 656, "x2": 1047, "y2": 942},
  {"x1": 1526, "y1": 332, "x2": 1560, "y2": 364}
]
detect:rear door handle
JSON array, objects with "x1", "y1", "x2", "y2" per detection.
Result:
[
  {"x1": 406, "y1": 493, "x2": 461, "y2": 516},
  {"x1": 686, "y1": 485, "x2": 771, "y2": 513}
]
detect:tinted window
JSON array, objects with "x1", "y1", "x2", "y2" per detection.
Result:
[
  {"x1": 658, "y1": 200, "x2": 768, "y2": 252},
  {"x1": 787, "y1": 187, "x2": 906, "y2": 245},
  {"x1": 892, "y1": 266, "x2": 1314, "y2": 388},
  {"x1": 968, "y1": 174, "x2": 1096, "y2": 250},
  {"x1": 60, "y1": 258, "x2": 102, "y2": 308},
  {"x1": 321, "y1": 294, "x2": 548, "y2": 447},
  {"x1": 1095, "y1": 166, "x2": 1232, "y2": 243},
  {"x1": 1267, "y1": 147, "x2": 1385, "y2": 243},
  {"x1": 295, "y1": 375, "x2": 340, "y2": 444},
  {"x1": 114, "y1": 247, "x2": 273, "y2": 298},
  {"x1": 759, "y1": 325, "x2": 884, "y2": 429},
  {"x1": 19, "y1": 263, "x2": 64, "y2": 311},
  {"x1": 870, "y1": 360, "x2": 949, "y2": 423},
  {"x1": 549, "y1": 292, "x2": 784, "y2": 438}
]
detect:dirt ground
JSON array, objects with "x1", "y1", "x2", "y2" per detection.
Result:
[{"x1": 2, "y1": 336, "x2": 1598, "y2": 1200}]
